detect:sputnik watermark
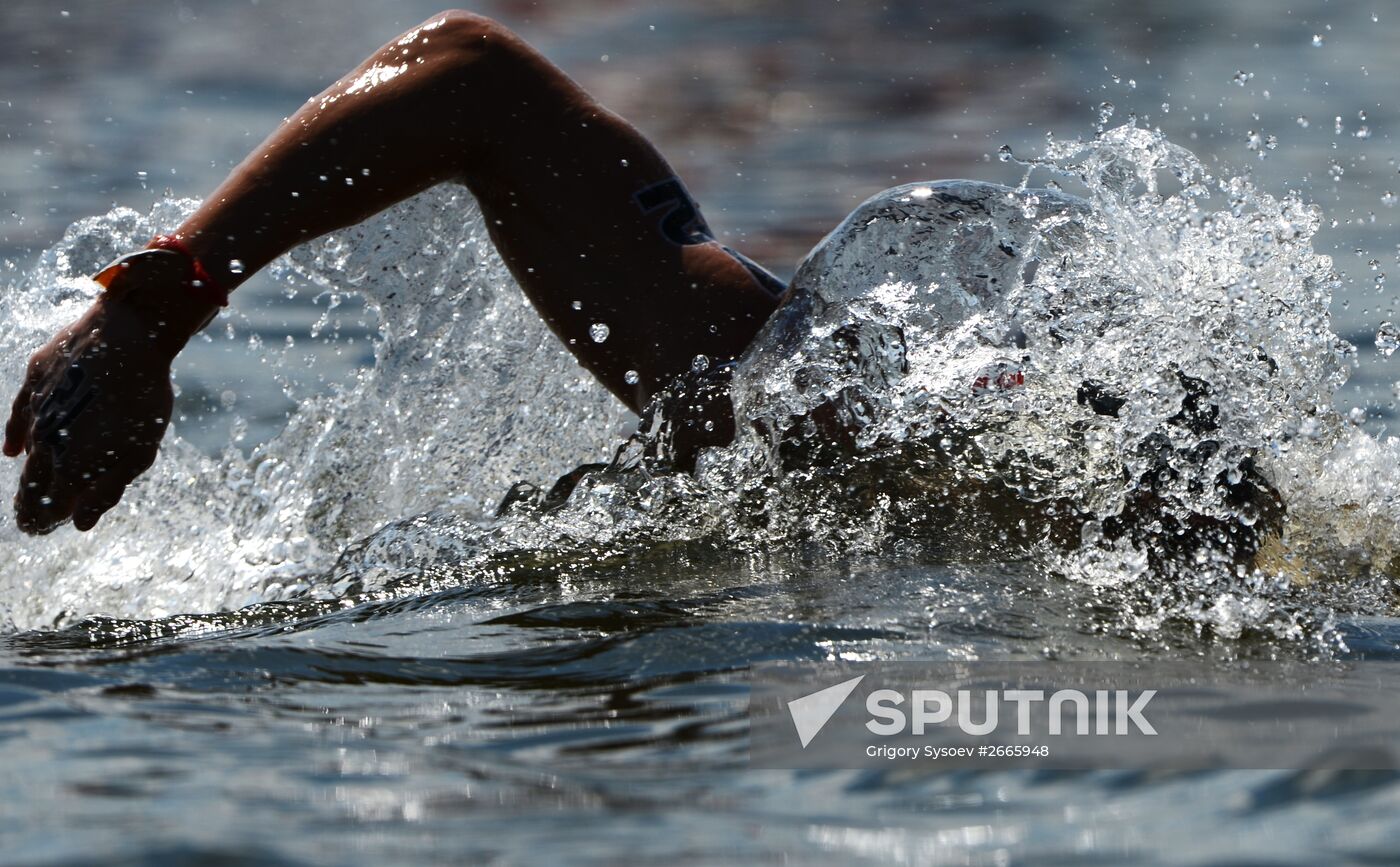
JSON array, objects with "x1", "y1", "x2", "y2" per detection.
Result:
[
  {"x1": 751, "y1": 661, "x2": 1400, "y2": 769},
  {"x1": 787, "y1": 681, "x2": 1154, "y2": 748},
  {"x1": 864, "y1": 687, "x2": 1153, "y2": 737}
]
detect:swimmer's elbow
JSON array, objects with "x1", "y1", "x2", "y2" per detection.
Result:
[{"x1": 418, "y1": 10, "x2": 516, "y2": 62}]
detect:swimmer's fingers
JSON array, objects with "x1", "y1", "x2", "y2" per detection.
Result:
[
  {"x1": 13, "y1": 446, "x2": 79, "y2": 535},
  {"x1": 21, "y1": 431, "x2": 156, "y2": 534},
  {"x1": 66, "y1": 422, "x2": 164, "y2": 533},
  {"x1": 72, "y1": 477, "x2": 128, "y2": 532},
  {"x1": 3, "y1": 368, "x2": 38, "y2": 458}
]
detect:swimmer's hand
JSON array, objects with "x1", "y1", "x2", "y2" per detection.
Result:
[{"x1": 3, "y1": 253, "x2": 215, "y2": 534}]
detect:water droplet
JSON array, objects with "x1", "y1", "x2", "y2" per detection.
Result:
[
  {"x1": 1384, "y1": 192, "x2": 1397, "y2": 207},
  {"x1": 997, "y1": 144, "x2": 1014, "y2": 162},
  {"x1": 1377, "y1": 321, "x2": 1400, "y2": 356},
  {"x1": 571, "y1": 300, "x2": 583, "y2": 311},
  {"x1": 624, "y1": 370, "x2": 640, "y2": 385},
  {"x1": 1160, "y1": 102, "x2": 1171, "y2": 113},
  {"x1": 690, "y1": 354, "x2": 710, "y2": 373},
  {"x1": 1245, "y1": 130, "x2": 1280, "y2": 159},
  {"x1": 1296, "y1": 115, "x2": 1310, "y2": 128},
  {"x1": 228, "y1": 259, "x2": 245, "y2": 274},
  {"x1": 589, "y1": 323, "x2": 610, "y2": 343},
  {"x1": 619, "y1": 158, "x2": 629, "y2": 168},
  {"x1": 220, "y1": 390, "x2": 238, "y2": 409},
  {"x1": 1312, "y1": 34, "x2": 1324, "y2": 46},
  {"x1": 1232, "y1": 70, "x2": 1253, "y2": 86},
  {"x1": 1097, "y1": 101, "x2": 1115, "y2": 125},
  {"x1": 1348, "y1": 406, "x2": 1368, "y2": 424}
]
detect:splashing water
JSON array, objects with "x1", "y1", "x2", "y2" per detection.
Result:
[
  {"x1": 1377, "y1": 321, "x2": 1400, "y2": 356},
  {"x1": 715, "y1": 124, "x2": 1364, "y2": 641},
  {"x1": 2, "y1": 124, "x2": 1399, "y2": 645},
  {"x1": 0, "y1": 189, "x2": 628, "y2": 630}
]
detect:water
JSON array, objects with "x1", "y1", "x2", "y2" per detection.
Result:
[{"x1": 8, "y1": 1, "x2": 1400, "y2": 865}]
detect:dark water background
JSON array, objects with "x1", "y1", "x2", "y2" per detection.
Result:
[{"x1": 5, "y1": 1, "x2": 1400, "y2": 864}]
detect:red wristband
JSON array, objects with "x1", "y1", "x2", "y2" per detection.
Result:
[{"x1": 147, "y1": 234, "x2": 229, "y2": 307}]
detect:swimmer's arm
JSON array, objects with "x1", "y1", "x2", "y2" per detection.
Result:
[
  {"x1": 155, "y1": 11, "x2": 506, "y2": 313},
  {"x1": 2, "y1": 13, "x2": 535, "y2": 534}
]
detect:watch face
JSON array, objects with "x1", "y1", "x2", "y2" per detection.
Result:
[{"x1": 93, "y1": 249, "x2": 187, "y2": 298}]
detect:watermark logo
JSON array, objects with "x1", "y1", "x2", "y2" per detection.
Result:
[
  {"x1": 865, "y1": 687, "x2": 1156, "y2": 737},
  {"x1": 751, "y1": 661, "x2": 1400, "y2": 770},
  {"x1": 788, "y1": 675, "x2": 864, "y2": 747},
  {"x1": 787, "y1": 678, "x2": 1154, "y2": 748}
]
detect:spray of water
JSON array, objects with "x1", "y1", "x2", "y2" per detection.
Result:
[
  {"x1": 0, "y1": 188, "x2": 628, "y2": 630},
  {"x1": 1, "y1": 124, "x2": 1397, "y2": 645}
]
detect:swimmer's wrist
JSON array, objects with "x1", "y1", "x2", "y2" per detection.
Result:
[
  {"x1": 145, "y1": 234, "x2": 231, "y2": 308},
  {"x1": 91, "y1": 245, "x2": 224, "y2": 355},
  {"x1": 96, "y1": 287, "x2": 218, "y2": 357}
]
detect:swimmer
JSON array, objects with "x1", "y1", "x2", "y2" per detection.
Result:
[
  {"x1": 4, "y1": 11, "x2": 785, "y2": 535},
  {"x1": 2, "y1": 10, "x2": 1279, "y2": 561}
]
